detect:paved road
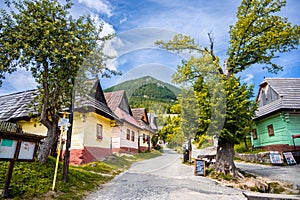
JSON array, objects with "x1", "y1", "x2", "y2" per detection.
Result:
[
  {"x1": 236, "y1": 161, "x2": 300, "y2": 186},
  {"x1": 85, "y1": 149, "x2": 246, "y2": 200}
]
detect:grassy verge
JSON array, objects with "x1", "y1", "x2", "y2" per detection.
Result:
[{"x1": 0, "y1": 150, "x2": 162, "y2": 200}]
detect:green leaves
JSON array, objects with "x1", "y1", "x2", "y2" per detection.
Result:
[{"x1": 228, "y1": 0, "x2": 300, "y2": 74}]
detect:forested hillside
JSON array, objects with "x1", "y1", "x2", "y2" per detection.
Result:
[{"x1": 104, "y1": 76, "x2": 181, "y2": 122}]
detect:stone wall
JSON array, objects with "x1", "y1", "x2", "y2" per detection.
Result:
[{"x1": 236, "y1": 152, "x2": 272, "y2": 164}]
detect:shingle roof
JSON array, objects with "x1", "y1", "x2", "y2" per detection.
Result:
[
  {"x1": 0, "y1": 82, "x2": 119, "y2": 122},
  {"x1": 132, "y1": 108, "x2": 151, "y2": 131},
  {"x1": 75, "y1": 95, "x2": 120, "y2": 122},
  {"x1": 0, "y1": 90, "x2": 37, "y2": 121},
  {"x1": 104, "y1": 91, "x2": 142, "y2": 129},
  {"x1": 104, "y1": 90, "x2": 125, "y2": 112},
  {"x1": 255, "y1": 78, "x2": 300, "y2": 119}
]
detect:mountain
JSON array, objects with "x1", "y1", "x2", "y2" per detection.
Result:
[
  {"x1": 104, "y1": 76, "x2": 181, "y2": 98},
  {"x1": 104, "y1": 76, "x2": 182, "y2": 115}
]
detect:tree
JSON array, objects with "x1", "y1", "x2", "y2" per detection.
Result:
[
  {"x1": 0, "y1": 0, "x2": 116, "y2": 163},
  {"x1": 156, "y1": 0, "x2": 300, "y2": 176}
]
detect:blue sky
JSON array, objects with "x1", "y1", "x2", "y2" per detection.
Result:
[{"x1": 0, "y1": 0, "x2": 300, "y2": 96}]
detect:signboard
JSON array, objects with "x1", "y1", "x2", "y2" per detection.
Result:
[
  {"x1": 18, "y1": 141, "x2": 36, "y2": 160},
  {"x1": 269, "y1": 151, "x2": 283, "y2": 164},
  {"x1": 58, "y1": 118, "x2": 69, "y2": 127},
  {"x1": 283, "y1": 152, "x2": 297, "y2": 165},
  {"x1": 0, "y1": 139, "x2": 18, "y2": 159},
  {"x1": 194, "y1": 159, "x2": 206, "y2": 176}
]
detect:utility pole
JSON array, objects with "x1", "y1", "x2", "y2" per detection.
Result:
[
  {"x1": 63, "y1": 79, "x2": 75, "y2": 182},
  {"x1": 148, "y1": 113, "x2": 151, "y2": 151}
]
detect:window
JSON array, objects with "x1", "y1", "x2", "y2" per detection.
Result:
[
  {"x1": 126, "y1": 129, "x2": 130, "y2": 140},
  {"x1": 252, "y1": 129, "x2": 257, "y2": 140},
  {"x1": 96, "y1": 124, "x2": 103, "y2": 140},
  {"x1": 268, "y1": 124, "x2": 274, "y2": 136},
  {"x1": 131, "y1": 131, "x2": 135, "y2": 142},
  {"x1": 143, "y1": 134, "x2": 146, "y2": 143}
]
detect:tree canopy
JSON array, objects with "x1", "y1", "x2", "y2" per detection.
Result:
[
  {"x1": 0, "y1": 0, "x2": 116, "y2": 162},
  {"x1": 156, "y1": 0, "x2": 299, "y2": 176}
]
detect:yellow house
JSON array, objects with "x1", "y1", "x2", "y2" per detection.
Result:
[{"x1": 0, "y1": 80, "x2": 120, "y2": 165}]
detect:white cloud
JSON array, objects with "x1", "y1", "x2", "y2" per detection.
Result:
[
  {"x1": 242, "y1": 73, "x2": 254, "y2": 83},
  {"x1": 120, "y1": 17, "x2": 127, "y2": 24},
  {"x1": 78, "y1": 0, "x2": 112, "y2": 17}
]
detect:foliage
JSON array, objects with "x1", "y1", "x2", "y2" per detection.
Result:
[
  {"x1": 228, "y1": 0, "x2": 300, "y2": 74},
  {"x1": 151, "y1": 134, "x2": 161, "y2": 150},
  {"x1": 0, "y1": 0, "x2": 117, "y2": 162},
  {"x1": 131, "y1": 83, "x2": 177, "y2": 100},
  {"x1": 158, "y1": 114, "x2": 182, "y2": 145},
  {"x1": 105, "y1": 76, "x2": 181, "y2": 126},
  {"x1": 0, "y1": 157, "x2": 112, "y2": 199},
  {"x1": 177, "y1": 87, "x2": 200, "y2": 139},
  {"x1": 104, "y1": 76, "x2": 181, "y2": 97},
  {"x1": 156, "y1": 0, "x2": 299, "y2": 175}
]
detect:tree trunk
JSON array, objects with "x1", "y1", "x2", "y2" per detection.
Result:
[
  {"x1": 214, "y1": 139, "x2": 237, "y2": 176},
  {"x1": 38, "y1": 125, "x2": 58, "y2": 163}
]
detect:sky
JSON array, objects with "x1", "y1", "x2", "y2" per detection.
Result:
[{"x1": 0, "y1": 0, "x2": 300, "y2": 96}]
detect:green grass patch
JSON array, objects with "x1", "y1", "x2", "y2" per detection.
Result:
[{"x1": 0, "y1": 150, "x2": 162, "y2": 199}]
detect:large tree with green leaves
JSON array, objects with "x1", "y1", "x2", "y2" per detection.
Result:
[
  {"x1": 157, "y1": 0, "x2": 300, "y2": 176},
  {"x1": 0, "y1": 0, "x2": 116, "y2": 163}
]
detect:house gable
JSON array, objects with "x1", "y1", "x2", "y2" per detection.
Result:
[
  {"x1": 255, "y1": 78, "x2": 300, "y2": 119},
  {"x1": 257, "y1": 83, "x2": 280, "y2": 107},
  {"x1": 89, "y1": 79, "x2": 108, "y2": 105}
]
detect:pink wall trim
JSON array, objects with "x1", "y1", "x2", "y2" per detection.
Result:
[{"x1": 63, "y1": 146, "x2": 112, "y2": 165}]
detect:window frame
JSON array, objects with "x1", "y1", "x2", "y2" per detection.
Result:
[
  {"x1": 131, "y1": 131, "x2": 135, "y2": 142},
  {"x1": 267, "y1": 124, "x2": 274, "y2": 137},
  {"x1": 252, "y1": 129, "x2": 257, "y2": 140},
  {"x1": 96, "y1": 124, "x2": 103, "y2": 140},
  {"x1": 126, "y1": 129, "x2": 130, "y2": 140}
]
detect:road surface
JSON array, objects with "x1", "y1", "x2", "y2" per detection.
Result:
[
  {"x1": 85, "y1": 149, "x2": 246, "y2": 200},
  {"x1": 236, "y1": 161, "x2": 300, "y2": 186}
]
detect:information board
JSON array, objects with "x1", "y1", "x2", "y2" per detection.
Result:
[
  {"x1": 18, "y1": 141, "x2": 36, "y2": 160},
  {"x1": 270, "y1": 151, "x2": 283, "y2": 164},
  {"x1": 194, "y1": 159, "x2": 206, "y2": 176},
  {"x1": 0, "y1": 139, "x2": 18, "y2": 159},
  {"x1": 283, "y1": 152, "x2": 297, "y2": 165}
]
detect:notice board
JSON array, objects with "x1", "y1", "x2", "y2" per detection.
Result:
[
  {"x1": 283, "y1": 152, "x2": 297, "y2": 165},
  {"x1": 0, "y1": 139, "x2": 18, "y2": 159},
  {"x1": 194, "y1": 159, "x2": 206, "y2": 176},
  {"x1": 270, "y1": 151, "x2": 283, "y2": 164}
]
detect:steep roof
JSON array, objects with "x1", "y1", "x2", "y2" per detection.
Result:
[
  {"x1": 255, "y1": 78, "x2": 300, "y2": 119},
  {"x1": 104, "y1": 90, "x2": 126, "y2": 112},
  {"x1": 148, "y1": 113, "x2": 158, "y2": 131},
  {"x1": 132, "y1": 108, "x2": 151, "y2": 131},
  {"x1": 0, "y1": 80, "x2": 119, "y2": 122},
  {"x1": 104, "y1": 91, "x2": 141, "y2": 129},
  {"x1": 0, "y1": 90, "x2": 37, "y2": 121}
]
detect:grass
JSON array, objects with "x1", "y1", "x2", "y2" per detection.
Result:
[{"x1": 0, "y1": 150, "x2": 162, "y2": 200}]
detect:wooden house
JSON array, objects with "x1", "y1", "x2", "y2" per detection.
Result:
[
  {"x1": 104, "y1": 90, "x2": 143, "y2": 154},
  {"x1": 131, "y1": 108, "x2": 155, "y2": 152},
  {"x1": 252, "y1": 78, "x2": 300, "y2": 153},
  {"x1": 0, "y1": 80, "x2": 120, "y2": 165}
]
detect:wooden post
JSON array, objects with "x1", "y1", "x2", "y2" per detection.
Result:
[
  {"x1": 63, "y1": 107, "x2": 73, "y2": 182},
  {"x1": 2, "y1": 139, "x2": 21, "y2": 198},
  {"x1": 52, "y1": 113, "x2": 66, "y2": 191},
  {"x1": 2, "y1": 160, "x2": 15, "y2": 198}
]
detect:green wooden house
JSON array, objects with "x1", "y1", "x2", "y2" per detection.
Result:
[{"x1": 251, "y1": 78, "x2": 300, "y2": 153}]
